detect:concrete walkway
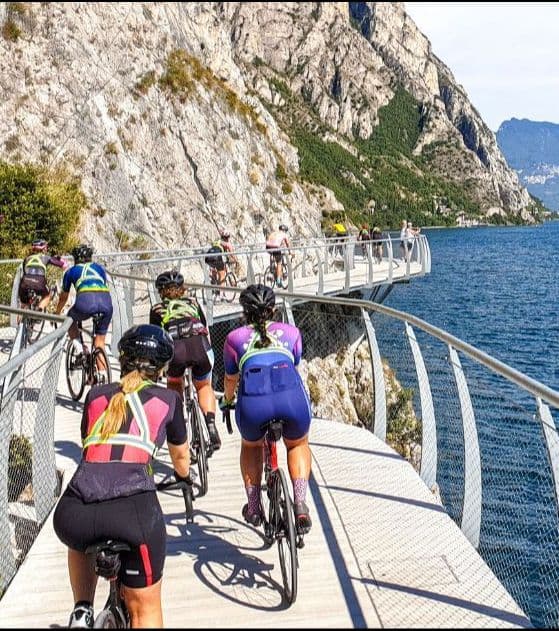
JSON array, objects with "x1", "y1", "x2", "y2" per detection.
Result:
[{"x1": 0, "y1": 347, "x2": 530, "y2": 628}]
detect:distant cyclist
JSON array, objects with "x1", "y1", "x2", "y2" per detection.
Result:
[
  {"x1": 55, "y1": 244, "x2": 113, "y2": 364},
  {"x1": 18, "y1": 239, "x2": 67, "y2": 311},
  {"x1": 265, "y1": 224, "x2": 291, "y2": 288},
  {"x1": 220, "y1": 284, "x2": 313, "y2": 534},
  {"x1": 150, "y1": 270, "x2": 221, "y2": 452},
  {"x1": 53, "y1": 324, "x2": 190, "y2": 629}
]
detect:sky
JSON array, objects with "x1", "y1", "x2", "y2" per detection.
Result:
[{"x1": 404, "y1": 2, "x2": 559, "y2": 131}]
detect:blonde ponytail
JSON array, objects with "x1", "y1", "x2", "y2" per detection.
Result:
[{"x1": 100, "y1": 370, "x2": 145, "y2": 440}]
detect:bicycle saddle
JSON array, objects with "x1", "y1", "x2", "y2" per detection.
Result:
[
  {"x1": 90, "y1": 311, "x2": 105, "y2": 321},
  {"x1": 260, "y1": 419, "x2": 285, "y2": 442},
  {"x1": 85, "y1": 540, "x2": 131, "y2": 555}
]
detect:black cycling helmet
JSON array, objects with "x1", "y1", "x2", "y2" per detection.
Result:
[
  {"x1": 279, "y1": 224, "x2": 289, "y2": 232},
  {"x1": 117, "y1": 324, "x2": 174, "y2": 374},
  {"x1": 239, "y1": 283, "x2": 275, "y2": 316},
  {"x1": 155, "y1": 270, "x2": 184, "y2": 291},
  {"x1": 72, "y1": 244, "x2": 93, "y2": 263}
]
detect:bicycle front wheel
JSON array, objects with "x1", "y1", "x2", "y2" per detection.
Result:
[
  {"x1": 223, "y1": 271, "x2": 237, "y2": 303},
  {"x1": 66, "y1": 341, "x2": 86, "y2": 401},
  {"x1": 191, "y1": 402, "x2": 209, "y2": 497},
  {"x1": 275, "y1": 469, "x2": 298, "y2": 605},
  {"x1": 92, "y1": 347, "x2": 112, "y2": 386}
]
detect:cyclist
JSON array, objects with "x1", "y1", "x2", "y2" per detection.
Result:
[
  {"x1": 18, "y1": 239, "x2": 67, "y2": 311},
  {"x1": 265, "y1": 224, "x2": 291, "y2": 288},
  {"x1": 53, "y1": 324, "x2": 191, "y2": 628},
  {"x1": 150, "y1": 270, "x2": 221, "y2": 452},
  {"x1": 55, "y1": 244, "x2": 113, "y2": 365},
  {"x1": 204, "y1": 230, "x2": 238, "y2": 300},
  {"x1": 219, "y1": 284, "x2": 313, "y2": 534}
]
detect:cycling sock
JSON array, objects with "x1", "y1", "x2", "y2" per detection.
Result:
[
  {"x1": 293, "y1": 478, "x2": 308, "y2": 504},
  {"x1": 245, "y1": 484, "x2": 262, "y2": 514},
  {"x1": 205, "y1": 411, "x2": 216, "y2": 425}
]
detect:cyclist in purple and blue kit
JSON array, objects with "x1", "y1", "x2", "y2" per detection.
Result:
[
  {"x1": 220, "y1": 284, "x2": 313, "y2": 534},
  {"x1": 55, "y1": 244, "x2": 113, "y2": 361}
]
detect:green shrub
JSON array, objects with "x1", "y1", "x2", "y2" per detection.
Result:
[
  {"x1": 2, "y1": 18, "x2": 21, "y2": 41},
  {"x1": 8, "y1": 435, "x2": 32, "y2": 501},
  {"x1": 0, "y1": 161, "x2": 85, "y2": 258},
  {"x1": 134, "y1": 70, "x2": 157, "y2": 96}
]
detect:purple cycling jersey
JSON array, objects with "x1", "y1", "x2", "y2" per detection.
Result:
[{"x1": 223, "y1": 322, "x2": 303, "y2": 375}]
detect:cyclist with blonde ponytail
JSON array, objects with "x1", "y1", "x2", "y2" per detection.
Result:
[{"x1": 54, "y1": 324, "x2": 190, "y2": 629}]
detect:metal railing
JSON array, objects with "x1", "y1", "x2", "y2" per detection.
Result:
[
  {"x1": 0, "y1": 307, "x2": 70, "y2": 594},
  {"x1": 103, "y1": 270, "x2": 559, "y2": 627}
]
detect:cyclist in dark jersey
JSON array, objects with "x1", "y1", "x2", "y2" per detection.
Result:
[
  {"x1": 150, "y1": 270, "x2": 221, "y2": 451},
  {"x1": 53, "y1": 324, "x2": 190, "y2": 629},
  {"x1": 18, "y1": 239, "x2": 67, "y2": 311}
]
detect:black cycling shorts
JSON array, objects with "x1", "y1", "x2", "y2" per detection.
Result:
[
  {"x1": 167, "y1": 335, "x2": 214, "y2": 381},
  {"x1": 53, "y1": 488, "x2": 166, "y2": 589},
  {"x1": 266, "y1": 246, "x2": 283, "y2": 263},
  {"x1": 19, "y1": 275, "x2": 48, "y2": 303}
]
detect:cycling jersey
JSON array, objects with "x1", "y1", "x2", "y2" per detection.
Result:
[
  {"x1": 150, "y1": 297, "x2": 208, "y2": 338},
  {"x1": 22, "y1": 253, "x2": 65, "y2": 276},
  {"x1": 63, "y1": 262, "x2": 109, "y2": 293},
  {"x1": 224, "y1": 322, "x2": 311, "y2": 441},
  {"x1": 68, "y1": 382, "x2": 187, "y2": 503},
  {"x1": 266, "y1": 231, "x2": 289, "y2": 249}
]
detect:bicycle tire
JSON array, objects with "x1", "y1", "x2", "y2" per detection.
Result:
[
  {"x1": 27, "y1": 314, "x2": 45, "y2": 344},
  {"x1": 66, "y1": 340, "x2": 86, "y2": 401},
  {"x1": 94, "y1": 606, "x2": 127, "y2": 629},
  {"x1": 191, "y1": 402, "x2": 209, "y2": 497},
  {"x1": 92, "y1": 347, "x2": 112, "y2": 386},
  {"x1": 264, "y1": 267, "x2": 276, "y2": 288},
  {"x1": 223, "y1": 271, "x2": 237, "y2": 303},
  {"x1": 275, "y1": 468, "x2": 298, "y2": 605}
]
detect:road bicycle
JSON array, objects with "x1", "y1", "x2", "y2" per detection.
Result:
[
  {"x1": 209, "y1": 260, "x2": 238, "y2": 303},
  {"x1": 65, "y1": 313, "x2": 112, "y2": 401},
  {"x1": 20, "y1": 284, "x2": 59, "y2": 347},
  {"x1": 264, "y1": 252, "x2": 289, "y2": 289},
  {"x1": 87, "y1": 479, "x2": 193, "y2": 628},
  {"x1": 223, "y1": 410, "x2": 303, "y2": 605},
  {"x1": 184, "y1": 366, "x2": 212, "y2": 497}
]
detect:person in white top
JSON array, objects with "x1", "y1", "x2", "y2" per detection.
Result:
[
  {"x1": 404, "y1": 221, "x2": 420, "y2": 262},
  {"x1": 265, "y1": 225, "x2": 291, "y2": 288}
]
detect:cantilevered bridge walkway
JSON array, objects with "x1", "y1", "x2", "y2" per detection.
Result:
[
  {"x1": 0, "y1": 235, "x2": 540, "y2": 628},
  {"x1": 0, "y1": 338, "x2": 529, "y2": 628}
]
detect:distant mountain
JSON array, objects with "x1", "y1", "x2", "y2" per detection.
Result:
[{"x1": 497, "y1": 118, "x2": 559, "y2": 210}]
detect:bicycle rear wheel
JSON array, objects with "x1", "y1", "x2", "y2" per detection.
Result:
[
  {"x1": 92, "y1": 347, "x2": 112, "y2": 385},
  {"x1": 223, "y1": 271, "x2": 237, "y2": 303},
  {"x1": 94, "y1": 606, "x2": 127, "y2": 628},
  {"x1": 191, "y1": 402, "x2": 209, "y2": 497},
  {"x1": 264, "y1": 266, "x2": 276, "y2": 288},
  {"x1": 274, "y1": 469, "x2": 298, "y2": 605},
  {"x1": 66, "y1": 341, "x2": 86, "y2": 401}
]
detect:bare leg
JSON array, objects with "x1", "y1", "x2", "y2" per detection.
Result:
[
  {"x1": 284, "y1": 435, "x2": 312, "y2": 481},
  {"x1": 123, "y1": 580, "x2": 163, "y2": 629},
  {"x1": 240, "y1": 438, "x2": 264, "y2": 487},
  {"x1": 167, "y1": 375, "x2": 184, "y2": 401},
  {"x1": 193, "y1": 377, "x2": 216, "y2": 416},
  {"x1": 68, "y1": 548, "x2": 98, "y2": 604}
]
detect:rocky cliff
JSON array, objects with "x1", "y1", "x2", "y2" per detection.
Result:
[
  {"x1": 0, "y1": 2, "x2": 537, "y2": 252},
  {"x1": 497, "y1": 118, "x2": 559, "y2": 211}
]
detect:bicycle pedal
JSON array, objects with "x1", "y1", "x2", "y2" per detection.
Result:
[{"x1": 296, "y1": 536, "x2": 305, "y2": 549}]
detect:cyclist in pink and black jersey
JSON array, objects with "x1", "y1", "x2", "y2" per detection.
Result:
[
  {"x1": 18, "y1": 239, "x2": 67, "y2": 311},
  {"x1": 53, "y1": 324, "x2": 190, "y2": 629}
]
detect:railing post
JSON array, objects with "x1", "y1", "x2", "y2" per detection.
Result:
[
  {"x1": 362, "y1": 308, "x2": 386, "y2": 440},
  {"x1": 406, "y1": 323, "x2": 437, "y2": 489},
  {"x1": 10, "y1": 265, "x2": 22, "y2": 328},
  {"x1": 247, "y1": 253, "x2": 256, "y2": 285},
  {"x1": 387, "y1": 238, "x2": 394, "y2": 284},
  {"x1": 449, "y1": 345, "x2": 481, "y2": 548},
  {"x1": 537, "y1": 398, "x2": 559, "y2": 522}
]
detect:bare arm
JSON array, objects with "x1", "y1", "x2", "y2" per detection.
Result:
[
  {"x1": 168, "y1": 441, "x2": 190, "y2": 479},
  {"x1": 224, "y1": 372, "x2": 239, "y2": 401},
  {"x1": 55, "y1": 290, "x2": 70, "y2": 314}
]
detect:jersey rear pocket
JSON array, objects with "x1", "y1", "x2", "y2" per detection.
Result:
[
  {"x1": 241, "y1": 366, "x2": 270, "y2": 396},
  {"x1": 270, "y1": 361, "x2": 299, "y2": 392}
]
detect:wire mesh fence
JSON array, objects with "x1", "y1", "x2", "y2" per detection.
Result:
[{"x1": 0, "y1": 306, "x2": 69, "y2": 595}]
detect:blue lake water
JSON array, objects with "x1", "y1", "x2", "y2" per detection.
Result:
[
  {"x1": 386, "y1": 221, "x2": 559, "y2": 391},
  {"x1": 383, "y1": 220, "x2": 559, "y2": 626}
]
